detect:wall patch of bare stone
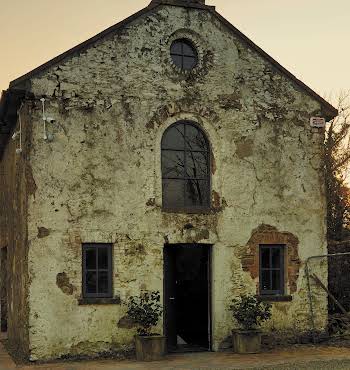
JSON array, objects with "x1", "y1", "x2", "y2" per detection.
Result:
[
  {"x1": 37, "y1": 227, "x2": 50, "y2": 239},
  {"x1": 56, "y1": 272, "x2": 75, "y2": 296}
]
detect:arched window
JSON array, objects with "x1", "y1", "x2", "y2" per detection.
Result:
[{"x1": 161, "y1": 121, "x2": 210, "y2": 210}]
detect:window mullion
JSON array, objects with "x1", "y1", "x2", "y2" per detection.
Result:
[
  {"x1": 83, "y1": 249, "x2": 87, "y2": 296},
  {"x1": 109, "y1": 246, "x2": 112, "y2": 296},
  {"x1": 96, "y1": 246, "x2": 99, "y2": 294},
  {"x1": 259, "y1": 247, "x2": 262, "y2": 292},
  {"x1": 183, "y1": 124, "x2": 187, "y2": 208},
  {"x1": 281, "y1": 248, "x2": 284, "y2": 294},
  {"x1": 269, "y1": 248, "x2": 273, "y2": 290},
  {"x1": 181, "y1": 42, "x2": 184, "y2": 70}
]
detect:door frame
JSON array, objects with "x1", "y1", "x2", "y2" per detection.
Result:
[
  {"x1": 0, "y1": 246, "x2": 8, "y2": 333},
  {"x1": 163, "y1": 244, "x2": 213, "y2": 351}
]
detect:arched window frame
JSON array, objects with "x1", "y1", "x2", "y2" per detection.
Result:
[
  {"x1": 161, "y1": 121, "x2": 211, "y2": 212},
  {"x1": 170, "y1": 38, "x2": 198, "y2": 71}
]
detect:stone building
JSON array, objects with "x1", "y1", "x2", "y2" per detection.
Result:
[{"x1": 0, "y1": 0, "x2": 338, "y2": 361}]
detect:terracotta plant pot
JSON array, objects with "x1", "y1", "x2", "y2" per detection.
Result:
[
  {"x1": 232, "y1": 329, "x2": 262, "y2": 354},
  {"x1": 135, "y1": 335, "x2": 166, "y2": 361}
]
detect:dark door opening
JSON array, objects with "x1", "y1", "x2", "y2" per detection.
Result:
[
  {"x1": 164, "y1": 244, "x2": 211, "y2": 352},
  {"x1": 0, "y1": 247, "x2": 7, "y2": 332}
]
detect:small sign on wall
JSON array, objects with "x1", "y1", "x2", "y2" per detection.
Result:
[{"x1": 310, "y1": 117, "x2": 326, "y2": 128}]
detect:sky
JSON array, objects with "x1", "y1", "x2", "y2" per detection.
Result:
[{"x1": 0, "y1": 0, "x2": 349, "y2": 102}]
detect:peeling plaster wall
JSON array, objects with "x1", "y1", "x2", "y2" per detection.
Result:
[
  {"x1": 0, "y1": 105, "x2": 32, "y2": 358},
  {"x1": 23, "y1": 4, "x2": 327, "y2": 360}
]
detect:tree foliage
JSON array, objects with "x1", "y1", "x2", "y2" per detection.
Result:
[{"x1": 325, "y1": 93, "x2": 350, "y2": 241}]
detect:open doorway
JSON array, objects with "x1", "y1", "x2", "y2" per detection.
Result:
[
  {"x1": 0, "y1": 247, "x2": 7, "y2": 332},
  {"x1": 164, "y1": 244, "x2": 211, "y2": 352}
]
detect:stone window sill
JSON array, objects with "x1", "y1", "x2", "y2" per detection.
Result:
[
  {"x1": 257, "y1": 295, "x2": 292, "y2": 302},
  {"x1": 78, "y1": 297, "x2": 121, "y2": 305},
  {"x1": 162, "y1": 207, "x2": 214, "y2": 215}
]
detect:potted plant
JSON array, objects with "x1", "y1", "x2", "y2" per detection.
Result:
[
  {"x1": 229, "y1": 295, "x2": 272, "y2": 354},
  {"x1": 126, "y1": 290, "x2": 166, "y2": 361}
]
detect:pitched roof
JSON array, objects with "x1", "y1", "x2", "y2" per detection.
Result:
[
  {"x1": 1, "y1": 0, "x2": 338, "y2": 158},
  {"x1": 9, "y1": 0, "x2": 337, "y2": 119},
  {"x1": 9, "y1": 3, "x2": 160, "y2": 89}
]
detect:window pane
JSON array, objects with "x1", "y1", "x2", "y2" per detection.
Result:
[
  {"x1": 184, "y1": 180, "x2": 209, "y2": 207},
  {"x1": 98, "y1": 272, "x2": 109, "y2": 294},
  {"x1": 185, "y1": 125, "x2": 208, "y2": 151},
  {"x1": 170, "y1": 40, "x2": 197, "y2": 70},
  {"x1": 171, "y1": 54, "x2": 183, "y2": 69},
  {"x1": 183, "y1": 42, "x2": 196, "y2": 56},
  {"x1": 86, "y1": 248, "x2": 96, "y2": 269},
  {"x1": 86, "y1": 271, "x2": 97, "y2": 294},
  {"x1": 162, "y1": 150, "x2": 185, "y2": 178},
  {"x1": 261, "y1": 270, "x2": 271, "y2": 291},
  {"x1": 186, "y1": 152, "x2": 209, "y2": 178},
  {"x1": 261, "y1": 248, "x2": 270, "y2": 269},
  {"x1": 171, "y1": 41, "x2": 182, "y2": 55},
  {"x1": 183, "y1": 56, "x2": 197, "y2": 70},
  {"x1": 162, "y1": 122, "x2": 210, "y2": 210},
  {"x1": 272, "y1": 270, "x2": 281, "y2": 292},
  {"x1": 98, "y1": 247, "x2": 109, "y2": 269},
  {"x1": 162, "y1": 125, "x2": 184, "y2": 150},
  {"x1": 271, "y1": 248, "x2": 281, "y2": 268},
  {"x1": 163, "y1": 179, "x2": 185, "y2": 208}
]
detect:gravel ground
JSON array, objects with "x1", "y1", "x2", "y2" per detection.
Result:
[
  {"x1": 3, "y1": 339, "x2": 350, "y2": 370},
  {"x1": 256, "y1": 359, "x2": 350, "y2": 369},
  {"x1": 18, "y1": 359, "x2": 350, "y2": 370},
  {"x1": 191, "y1": 360, "x2": 350, "y2": 369}
]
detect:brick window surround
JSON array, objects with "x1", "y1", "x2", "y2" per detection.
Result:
[{"x1": 241, "y1": 224, "x2": 301, "y2": 295}]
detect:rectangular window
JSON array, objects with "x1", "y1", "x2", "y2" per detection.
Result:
[
  {"x1": 259, "y1": 245, "x2": 285, "y2": 295},
  {"x1": 82, "y1": 244, "x2": 112, "y2": 298}
]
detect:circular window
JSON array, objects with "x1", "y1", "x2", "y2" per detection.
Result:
[{"x1": 170, "y1": 39, "x2": 198, "y2": 71}]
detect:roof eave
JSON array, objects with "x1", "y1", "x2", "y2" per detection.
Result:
[
  {"x1": 9, "y1": 3, "x2": 160, "y2": 89},
  {"x1": 210, "y1": 10, "x2": 338, "y2": 121},
  {"x1": 8, "y1": 1, "x2": 337, "y2": 121},
  {"x1": 150, "y1": 0, "x2": 215, "y2": 11}
]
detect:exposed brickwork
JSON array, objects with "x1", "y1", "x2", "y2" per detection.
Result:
[
  {"x1": 56, "y1": 273, "x2": 74, "y2": 295},
  {"x1": 242, "y1": 224, "x2": 301, "y2": 294}
]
